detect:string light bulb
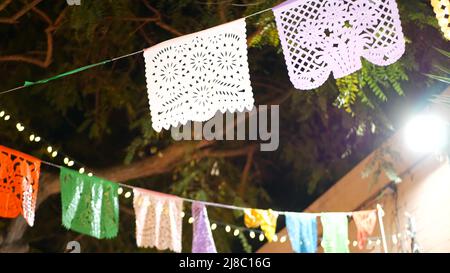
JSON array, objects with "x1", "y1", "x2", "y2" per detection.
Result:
[
  {"x1": 376, "y1": 239, "x2": 381, "y2": 246},
  {"x1": 0, "y1": 111, "x2": 4, "y2": 117},
  {"x1": 16, "y1": 123, "x2": 24, "y2": 132},
  {"x1": 272, "y1": 234, "x2": 278, "y2": 242},
  {"x1": 29, "y1": 134, "x2": 35, "y2": 141},
  {"x1": 352, "y1": 241, "x2": 358, "y2": 247},
  {"x1": 47, "y1": 146, "x2": 53, "y2": 153},
  {"x1": 117, "y1": 187, "x2": 123, "y2": 195},
  {"x1": 51, "y1": 151, "x2": 58, "y2": 157},
  {"x1": 63, "y1": 157, "x2": 69, "y2": 164},
  {"x1": 124, "y1": 191, "x2": 132, "y2": 198},
  {"x1": 188, "y1": 217, "x2": 194, "y2": 224},
  {"x1": 225, "y1": 225, "x2": 231, "y2": 233},
  {"x1": 280, "y1": 236, "x2": 287, "y2": 243},
  {"x1": 211, "y1": 223, "x2": 217, "y2": 230},
  {"x1": 259, "y1": 233, "x2": 265, "y2": 242},
  {"x1": 78, "y1": 167, "x2": 85, "y2": 174},
  {"x1": 180, "y1": 211, "x2": 185, "y2": 218},
  {"x1": 233, "y1": 229, "x2": 240, "y2": 236},
  {"x1": 68, "y1": 160, "x2": 74, "y2": 167},
  {"x1": 249, "y1": 231, "x2": 256, "y2": 239},
  {"x1": 34, "y1": 136, "x2": 41, "y2": 142},
  {"x1": 87, "y1": 172, "x2": 93, "y2": 177},
  {"x1": 4, "y1": 115, "x2": 10, "y2": 121}
]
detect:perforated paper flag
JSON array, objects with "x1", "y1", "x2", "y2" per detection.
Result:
[
  {"x1": 273, "y1": 0, "x2": 405, "y2": 90},
  {"x1": 144, "y1": 19, "x2": 254, "y2": 132}
]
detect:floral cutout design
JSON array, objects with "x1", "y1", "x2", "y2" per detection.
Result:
[
  {"x1": 133, "y1": 188, "x2": 184, "y2": 253},
  {"x1": 144, "y1": 19, "x2": 254, "y2": 132},
  {"x1": 0, "y1": 146, "x2": 41, "y2": 227},
  {"x1": 273, "y1": 0, "x2": 405, "y2": 90}
]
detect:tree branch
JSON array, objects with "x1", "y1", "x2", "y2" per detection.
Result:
[
  {"x1": 0, "y1": 4, "x2": 66, "y2": 68},
  {"x1": 0, "y1": 0, "x2": 42, "y2": 24},
  {"x1": 238, "y1": 145, "x2": 257, "y2": 198}
]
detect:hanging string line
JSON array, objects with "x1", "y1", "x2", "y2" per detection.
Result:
[
  {"x1": 39, "y1": 158, "x2": 358, "y2": 217},
  {"x1": 0, "y1": 5, "x2": 273, "y2": 96}
]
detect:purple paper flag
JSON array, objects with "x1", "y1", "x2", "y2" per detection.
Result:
[
  {"x1": 192, "y1": 202, "x2": 217, "y2": 253},
  {"x1": 272, "y1": 0, "x2": 405, "y2": 90}
]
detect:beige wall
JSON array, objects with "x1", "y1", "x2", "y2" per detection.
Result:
[{"x1": 258, "y1": 87, "x2": 450, "y2": 253}]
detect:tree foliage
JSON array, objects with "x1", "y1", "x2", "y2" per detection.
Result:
[{"x1": 0, "y1": 0, "x2": 448, "y2": 252}]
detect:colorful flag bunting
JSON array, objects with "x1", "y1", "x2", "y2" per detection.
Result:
[
  {"x1": 285, "y1": 212, "x2": 318, "y2": 253},
  {"x1": 133, "y1": 188, "x2": 183, "y2": 252},
  {"x1": 320, "y1": 213, "x2": 350, "y2": 253},
  {"x1": 192, "y1": 202, "x2": 217, "y2": 253},
  {"x1": 0, "y1": 145, "x2": 40, "y2": 227},
  {"x1": 143, "y1": 18, "x2": 254, "y2": 132},
  {"x1": 60, "y1": 167, "x2": 119, "y2": 239},
  {"x1": 431, "y1": 0, "x2": 450, "y2": 40},
  {"x1": 352, "y1": 210, "x2": 377, "y2": 250},
  {"x1": 244, "y1": 208, "x2": 278, "y2": 242},
  {"x1": 272, "y1": 0, "x2": 405, "y2": 90}
]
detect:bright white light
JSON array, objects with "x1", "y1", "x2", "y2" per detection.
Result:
[
  {"x1": 188, "y1": 217, "x2": 194, "y2": 224},
  {"x1": 249, "y1": 231, "x2": 256, "y2": 239},
  {"x1": 405, "y1": 114, "x2": 448, "y2": 153},
  {"x1": 117, "y1": 187, "x2": 123, "y2": 195},
  {"x1": 225, "y1": 225, "x2": 231, "y2": 233},
  {"x1": 211, "y1": 223, "x2": 217, "y2": 230},
  {"x1": 233, "y1": 229, "x2": 240, "y2": 236},
  {"x1": 259, "y1": 234, "x2": 265, "y2": 242},
  {"x1": 78, "y1": 167, "x2": 85, "y2": 174}
]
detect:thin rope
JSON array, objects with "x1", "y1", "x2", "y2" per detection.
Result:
[
  {"x1": 0, "y1": 49, "x2": 144, "y2": 96},
  {"x1": 40, "y1": 158, "x2": 359, "y2": 217},
  {"x1": 0, "y1": 4, "x2": 273, "y2": 96}
]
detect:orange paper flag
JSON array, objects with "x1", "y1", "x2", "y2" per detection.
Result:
[{"x1": 0, "y1": 146, "x2": 41, "y2": 226}]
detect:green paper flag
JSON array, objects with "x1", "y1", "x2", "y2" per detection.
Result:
[
  {"x1": 60, "y1": 167, "x2": 119, "y2": 239},
  {"x1": 320, "y1": 213, "x2": 350, "y2": 253}
]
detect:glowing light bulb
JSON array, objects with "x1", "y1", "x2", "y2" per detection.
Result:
[
  {"x1": 249, "y1": 231, "x2": 255, "y2": 239},
  {"x1": 124, "y1": 191, "x2": 132, "y2": 198},
  {"x1": 188, "y1": 217, "x2": 194, "y2": 224},
  {"x1": 225, "y1": 225, "x2": 231, "y2": 233},
  {"x1": 29, "y1": 134, "x2": 35, "y2": 141},
  {"x1": 280, "y1": 236, "x2": 287, "y2": 243},
  {"x1": 88, "y1": 172, "x2": 93, "y2": 177},
  {"x1": 16, "y1": 123, "x2": 24, "y2": 131},
  {"x1": 405, "y1": 113, "x2": 448, "y2": 153},
  {"x1": 34, "y1": 136, "x2": 41, "y2": 142},
  {"x1": 4, "y1": 115, "x2": 10, "y2": 121},
  {"x1": 272, "y1": 234, "x2": 278, "y2": 242},
  {"x1": 68, "y1": 160, "x2": 74, "y2": 167},
  {"x1": 117, "y1": 187, "x2": 123, "y2": 195},
  {"x1": 180, "y1": 211, "x2": 185, "y2": 218},
  {"x1": 259, "y1": 234, "x2": 265, "y2": 242},
  {"x1": 52, "y1": 151, "x2": 58, "y2": 157},
  {"x1": 0, "y1": 111, "x2": 4, "y2": 117},
  {"x1": 78, "y1": 167, "x2": 85, "y2": 174},
  {"x1": 211, "y1": 223, "x2": 217, "y2": 230},
  {"x1": 353, "y1": 241, "x2": 358, "y2": 247},
  {"x1": 63, "y1": 157, "x2": 69, "y2": 164},
  {"x1": 233, "y1": 229, "x2": 240, "y2": 236},
  {"x1": 47, "y1": 146, "x2": 53, "y2": 153}
]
